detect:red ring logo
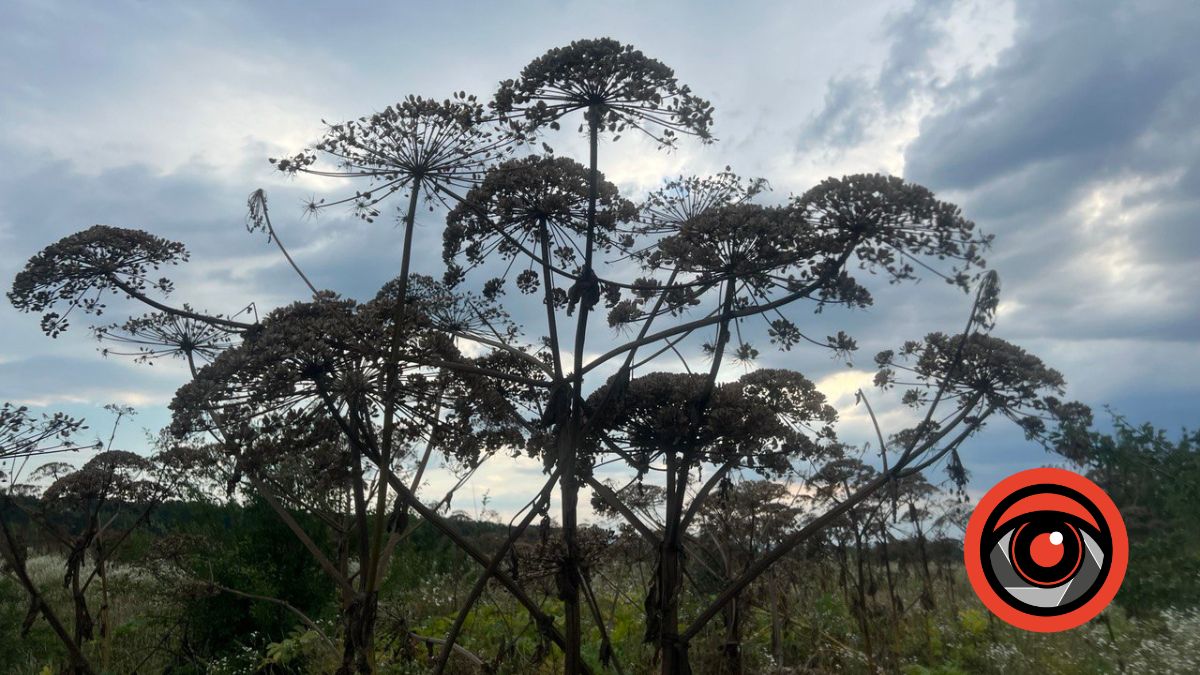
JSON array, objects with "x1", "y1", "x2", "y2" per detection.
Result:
[{"x1": 964, "y1": 467, "x2": 1127, "y2": 632}]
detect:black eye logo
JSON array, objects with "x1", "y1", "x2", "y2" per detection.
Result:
[{"x1": 965, "y1": 468, "x2": 1127, "y2": 631}]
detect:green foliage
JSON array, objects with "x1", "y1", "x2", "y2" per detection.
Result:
[
  {"x1": 259, "y1": 627, "x2": 337, "y2": 673},
  {"x1": 1066, "y1": 415, "x2": 1200, "y2": 615},
  {"x1": 2, "y1": 511, "x2": 1194, "y2": 674},
  {"x1": 177, "y1": 497, "x2": 336, "y2": 659},
  {"x1": 0, "y1": 575, "x2": 58, "y2": 673}
]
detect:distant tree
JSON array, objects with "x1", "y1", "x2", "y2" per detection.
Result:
[
  {"x1": 1052, "y1": 412, "x2": 1200, "y2": 615},
  {"x1": 145, "y1": 495, "x2": 339, "y2": 665}
]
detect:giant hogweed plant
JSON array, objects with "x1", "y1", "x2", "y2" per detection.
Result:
[{"x1": 6, "y1": 36, "x2": 1089, "y2": 675}]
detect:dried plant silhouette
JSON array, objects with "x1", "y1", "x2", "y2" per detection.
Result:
[{"x1": 3, "y1": 36, "x2": 1102, "y2": 675}]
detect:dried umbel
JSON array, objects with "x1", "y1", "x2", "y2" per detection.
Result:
[
  {"x1": 94, "y1": 309, "x2": 237, "y2": 364},
  {"x1": 702, "y1": 479, "x2": 800, "y2": 534},
  {"x1": 619, "y1": 199, "x2": 840, "y2": 364},
  {"x1": 583, "y1": 369, "x2": 837, "y2": 476},
  {"x1": 170, "y1": 297, "x2": 393, "y2": 436},
  {"x1": 153, "y1": 440, "x2": 234, "y2": 497},
  {"x1": 8, "y1": 225, "x2": 189, "y2": 337},
  {"x1": 589, "y1": 480, "x2": 666, "y2": 519},
  {"x1": 793, "y1": 173, "x2": 992, "y2": 291},
  {"x1": 443, "y1": 155, "x2": 636, "y2": 289},
  {"x1": 494, "y1": 37, "x2": 714, "y2": 146},
  {"x1": 868, "y1": 307, "x2": 1084, "y2": 493},
  {"x1": 272, "y1": 93, "x2": 513, "y2": 221},
  {"x1": 637, "y1": 170, "x2": 769, "y2": 236},
  {"x1": 170, "y1": 293, "x2": 526, "y2": 467},
  {"x1": 515, "y1": 525, "x2": 614, "y2": 583},
  {"x1": 616, "y1": 172, "x2": 772, "y2": 326},
  {"x1": 372, "y1": 273, "x2": 513, "y2": 338},
  {"x1": 651, "y1": 203, "x2": 812, "y2": 293},
  {"x1": 237, "y1": 412, "x2": 356, "y2": 497},
  {"x1": 41, "y1": 450, "x2": 157, "y2": 505},
  {"x1": 809, "y1": 457, "x2": 885, "y2": 509},
  {"x1": 875, "y1": 332, "x2": 1067, "y2": 418},
  {"x1": 826, "y1": 273, "x2": 1020, "y2": 490},
  {"x1": 374, "y1": 278, "x2": 532, "y2": 460},
  {"x1": 611, "y1": 173, "x2": 992, "y2": 360}
]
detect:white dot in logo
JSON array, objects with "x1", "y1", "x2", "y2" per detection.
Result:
[{"x1": 1049, "y1": 531, "x2": 1063, "y2": 546}]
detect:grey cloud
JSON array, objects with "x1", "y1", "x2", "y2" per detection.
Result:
[
  {"x1": 796, "y1": 0, "x2": 954, "y2": 151},
  {"x1": 905, "y1": 1, "x2": 1196, "y2": 192},
  {"x1": 895, "y1": 1, "x2": 1200, "y2": 351},
  {"x1": 788, "y1": 0, "x2": 1200, "y2": 493},
  {"x1": 876, "y1": 0, "x2": 954, "y2": 106},
  {"x1": 797, "y1": 75, "x2": 878, "y2": 150}
]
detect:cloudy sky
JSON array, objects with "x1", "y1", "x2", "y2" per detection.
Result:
[{"x1": 1, "y1": 0, "x2": 1196, "y2": 519}]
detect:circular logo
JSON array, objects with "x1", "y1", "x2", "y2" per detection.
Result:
[{"x1": 964, "y1": 467, "x2": 1127, "y2": 632}]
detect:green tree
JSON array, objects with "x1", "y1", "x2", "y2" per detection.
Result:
[{"x1": 1054, "y1": 413, "x2": 1200, "y2": 615}]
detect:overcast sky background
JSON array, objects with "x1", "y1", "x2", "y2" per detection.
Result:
[{"x1": 2, "y1": 0, "x2": 1197, "y2": 520}]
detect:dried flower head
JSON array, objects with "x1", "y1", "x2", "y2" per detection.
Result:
[
  {"x1": 874, "y1": 331, "x2": 1069, "y2": 439},
  {"x1": 272, "y1": 93, "x2": 513, "y2": 221},
  {"x1": 792, "y1": 173, "x2": 992, "y2": 291},
  {"x1": 372, "y1": 274, "x2": 512, "y2": 339},
  {"x1": 583, "y1": 369, "x2": 836, "y2": 475},
  {"x1": 94, "y1": 309, "x2": 237, "y2": 364},
  {"x1": 493, "y1": 38, "x2": 714, "y2": 146},
  {"x1": 42, "y1": 450, "x2": 157, "y2": 504},
  {"x1": 652, "y1": 203, "x2": 810, "y2": 292},
  {"x1": 1, "y1": 403, "x2": 93, "y2": 461},
  {"x1": 638, "y1": 170, "x2": 769, "y2": 235},
  {"x1": 444, "y1": 155, "x2": 636, "y2": 276},
  {"x1": 8, "y1": 225, "x2": 189, "y2": 337}
]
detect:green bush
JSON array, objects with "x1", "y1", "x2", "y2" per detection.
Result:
[{"x1": 178, "y1": 497, "x2": 336, "y2": 660}]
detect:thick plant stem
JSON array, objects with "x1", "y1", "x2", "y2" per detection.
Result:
[
  {"x1": 847, "y1": 500, "x2": 877, "y2": 673},
  {"x1": 658, "y1": 453, "x2": 688, "y2": 675},
  {"x1": 770, "y1": 569, "x2": 784, "y2": 669},
  {"x1": 562, "y1": 105, "x2": 601, "y2": 674},
  {"x1": 188, "y1": 357, "x2": 363, "y2": 666},
  {"x1": 317, "y1": 394, "x2": 593, "y2": 675},
  {"x1": 910, "y1": 501, "x2": 935, "y2": 610},
  {"x1": 374, "y1": 466, "x2": 593, "y2": 674},
  {"x1": 719, "y1": 595, "x2": 743, "y2": 675},
  {"x1": 369, "y1": 183, "x2": 423, "y2": 588},
  {"x1": 658, "y1": 280, "x2": 735, "y2": 675},
  {"x1": 350, "y1": 183, "x2": 422, "y2": 675},
  {"x1": 97, "y1": 532, "x2": 112, "y2": 672},
  {"x1": 540, "y1": 217, "x2": 565, "y2": 380}
]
